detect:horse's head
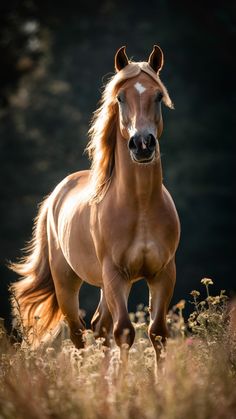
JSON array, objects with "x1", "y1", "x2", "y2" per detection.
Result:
[{"x1": 115, "y1": 46, "x2": 169, "y2": 164}]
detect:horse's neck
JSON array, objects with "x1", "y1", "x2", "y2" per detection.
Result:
[{"x1": 113, "y1": 130, "x2": 163, "y2": 206}]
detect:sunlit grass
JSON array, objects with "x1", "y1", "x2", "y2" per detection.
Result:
[{"x1": 0, "y1": 280, "x2": 236, "y2": 419}]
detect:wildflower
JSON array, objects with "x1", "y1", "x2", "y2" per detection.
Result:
[
  {"x1": 219, "y1": 294, "x2": 229, "y2": 302},
  {"x1": 13, "y1": 342, "x2": 21, "y2": 350},
  {"x1": 83, "y1": 329, "x2": 95, "y2": 346},
  {"x1": 201, "y1": 278, "x2": 213, "y2": 286},
  {"x1": 186, "y1": 337, "x2": 194, "y2": 346},
  {"x1": 190, "y1": 290, "x2": 200, "y2": 297},
  {"x1": 154, "y1": 335, "x2": 164, "y2": 350},
  {"x1": 136, "y1": 337, "x2": 144, "y2": 345},
  {"x1": 197, "y1": 312, "x2": 209, "y2": 325},
  {"x1": 188, "y1": 320, "x2": 197, "y2": 329},
  {"x1": 219, "y1": 290, "x2": 229, "y2": 302},
  {"x1": 175, "y1": 300, "x2": 186, "y2": 310},
  {"x1": 48, "y1": 389, "x2": 56, "y2": 399},
  {"x1": 212, "y1": 296, "x2": 220, "y2": 305},
  {"x1": 46, "y1": 347, "x2": 55, "y2": 357},
  {"x1": 129, "y1": 312, "x2": 135, "y2": 322},
  {"x1": 154, "y1": 335, "x2": 163, "y2": 342},
  {"x1": 144, "y1": 347, "x2": 154, "y2": 356},
  {"x1": 206, "y1": 296, "x2": 214, "y2": 304},
  {"x1": 201, "y1": 278, "x2": 214, "y2": 298},
  {"x1": 136, "y1": 310, "x2": 146, "y2": 323}
]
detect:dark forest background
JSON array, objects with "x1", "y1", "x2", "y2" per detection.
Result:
[{"x1": 0, "y1": 0, "x2": 235, "y2": 329}]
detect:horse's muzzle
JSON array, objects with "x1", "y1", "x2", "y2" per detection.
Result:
[{"x1": 128, "y1": 133, "x2": 157, "y2": 163}]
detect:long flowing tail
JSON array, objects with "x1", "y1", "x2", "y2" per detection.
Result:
[{"x1": 9, "y1": 198, "x2": 63, "y2": 347}]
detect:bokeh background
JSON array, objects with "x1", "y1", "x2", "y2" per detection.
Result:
[{"x1": 0, "y1": 0, "x2": 234, "y2": 329}]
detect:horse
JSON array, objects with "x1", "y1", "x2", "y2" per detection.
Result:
[{"x1": 10, "y1": 45, "x2": 180, "y2": 362}]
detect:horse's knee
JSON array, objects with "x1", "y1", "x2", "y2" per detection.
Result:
[{"x1": 113, "y1": 318, "x2": 135, "y2": 348}]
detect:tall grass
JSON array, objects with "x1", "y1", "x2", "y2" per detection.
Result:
[{"x1": 0, "y1": 280, "x2": 236, "y2": 419}]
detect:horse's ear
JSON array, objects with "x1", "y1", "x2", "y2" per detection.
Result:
[
  {"x1": 115, "y1": 46, "x2": 129, "y2": 72},
  {"x1": 148, "y1": 45, "x2": 164, "y2": 73}
]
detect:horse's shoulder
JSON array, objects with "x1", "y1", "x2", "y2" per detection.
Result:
[
  {"x1": 55, "y1": 170, "x2": 90, "y2": 192},
  {"x1": 49, "y1": 170, "x2": 91, "y2": 209},
  {"x1": 65, "y1": 170, "x2": 90, "y2": 183}
]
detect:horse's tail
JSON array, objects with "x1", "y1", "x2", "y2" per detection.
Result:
[{"x1": 9, "y1": 197, "x2": 63, "y2": 347}]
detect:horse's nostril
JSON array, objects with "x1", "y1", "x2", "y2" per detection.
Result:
[
  {"x1": 128, "y1": 136, "x2": 137, "y2": 151},
  {"x1": 147, "y1": 134, "x2": 156, "y2": 151},
  {"x1": 129, "y1": 133, "x2": 156, "y2": 153}
]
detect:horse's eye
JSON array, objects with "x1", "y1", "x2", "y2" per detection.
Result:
[
  {"x1": 155, "y1": 92, "x2": 163, "y2": 103},
  {"x1": 117, "y1": 93, "x2": 124, "y2": 103}
]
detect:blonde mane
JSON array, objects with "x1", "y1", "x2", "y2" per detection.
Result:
[{"x1": 86, "y1": 61, "x2": 173, "y2": 203}]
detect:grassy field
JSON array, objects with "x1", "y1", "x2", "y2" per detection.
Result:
[{"x1": 0, "y1": 280, "x2": 236, "y2": 419}]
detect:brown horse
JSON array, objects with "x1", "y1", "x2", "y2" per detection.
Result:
[{"x1": 10, "y1": 45, "x2": 180, "y2": 361}]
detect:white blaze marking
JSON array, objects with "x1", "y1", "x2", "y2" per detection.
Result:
[{"x1": 134, "y1": 82, "x2": 146, "y2": 94}]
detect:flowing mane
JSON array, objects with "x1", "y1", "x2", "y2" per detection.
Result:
[{"x1": 86, "y1": 61, "x2": 173, "y2": 203}]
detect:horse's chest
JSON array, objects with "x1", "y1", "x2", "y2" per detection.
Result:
[
  {"x1": 97, "y1": 196, "x2": 179, "y2": 279},
  {"x1": 125, "y1": 238, "x2": 160, "y2": 277},
  {"x1": 112, "y1": 218, "x2": 167, "y2": 278}
]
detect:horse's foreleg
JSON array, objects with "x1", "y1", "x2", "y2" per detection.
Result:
[
  {"x1": 102, "y1": 264, "x2": 134, "y2": 362},
  {"x1": 49, "y1": 249, "x2": 85, "y2": 349},
  {"x1": 91, "y1": 288, "x2": 113, "y2": 346},
  {"x1": 147, "y1": 259, "x2": 176, "y2": 361}
]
